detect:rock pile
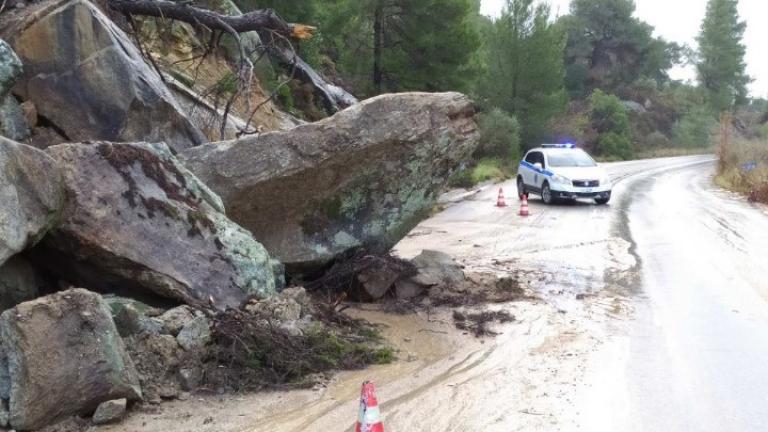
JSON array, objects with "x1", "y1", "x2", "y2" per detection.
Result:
[{"x1": 0, "y1": 0, "x2": 478, "y2": 427}]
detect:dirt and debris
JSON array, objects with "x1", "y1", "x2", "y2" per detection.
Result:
[
  {"x1": 452, "y1": 309, "x2": 516, "y2": 337},
  {"x1": 305, "y1": 249, "x2": 417, "y2": 301},
  {"x1": 429, "y1": 273, "x2": 533, "y2": 307}
]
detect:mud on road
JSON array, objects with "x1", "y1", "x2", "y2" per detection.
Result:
[{"x1": 98, "y1": 155, "x2": 723, "y2": 432}]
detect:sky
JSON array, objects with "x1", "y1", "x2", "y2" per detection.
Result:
[{"x1": 480, "y1": 0, "x2": 768, "y2": 98}]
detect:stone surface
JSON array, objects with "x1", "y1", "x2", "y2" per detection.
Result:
[
  {"x1": 0, "y1": 38, "x2": 22, "y2": 98},
  {"x1": 180, "y1": 92, "x2": 479, "y2": 273},
  {"x1": 410, "y1": 250, "x2": 466, "y2": 287},
  {"x1": 91, "y1": 399, "x2": 127, "y2": 425},
  {"x1": 0, "y1": 96, "x2": 30, "y2": 142},
  {"x1": 394, "y1": 279, "x2": 425, "y2": 300},
  {"x1": 357, "y1": 265, "x2": 399, "y2": 301},
  {"x1": 177, "y1": 367, "x2": 202, "y2": 391},
  {"x1": 3, "y1": 0, "x2": 206, "y2": 152},
  {"x1": 157, "y1": 305, "x2": 197, "y2": 336},
  {"x1": 0, "y1": 136, "x2": 63, "y2": 266},
  {"x1": 176, "y1": 316, "x2": 211, "y2": 351},
  {"x1": 112, "y1": 303, "x2": 164, "y2": 337},
  {"x1": 0, "y1": 256, "x2": 40, "y2": 312},
  {"x1": 0, "y1": 288, "x2": 141, "y2": 430},
  {"x1": 38, "y1": 141, "x2": 277, "y2": 309}
]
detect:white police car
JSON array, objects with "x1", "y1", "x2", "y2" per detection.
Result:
[{"x1": 517, "y1": 144, "x2": 612, "y2": 205}]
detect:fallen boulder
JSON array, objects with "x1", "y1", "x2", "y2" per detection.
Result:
[
  {"x1": 2, "y1": 0, "x2": 206, "y2": 152},
  {"x1": 180, "y1": 92, "x2": 479, "y2": 273},
  {"x1": 0, "y1": 288, "x2": 141, "y2": 430},
  {"x1": 0, "y1": 39, "x2": 29, "y2": 142},
  {"x1": 0, "y1": 256, "x2": 41, "y2": 312},
  {"x1": 37, "y1": 141, "x2": 278, "y2": 309},
  {"x1": 0, "y1": 136, "x2": 63, "y2": 265},
  {"x1": 0, "y1": 38, "x2": 21, "y2": 98},
  {"x1": 92, "y1": 398, "x2": 127, "y2": 425},
  {"x1": 410, "y1": 250, "x2": 466, "y2": 287},
  {"x1": 176, "y1": 316, "x2": 211, "y2": 351}
]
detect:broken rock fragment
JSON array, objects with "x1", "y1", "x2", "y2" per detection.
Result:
[{"x1": 0, "y1": 288, "x2": 141, "y2": 430}]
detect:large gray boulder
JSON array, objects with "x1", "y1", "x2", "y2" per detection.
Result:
[
  {"x1": 0, "y1": 256, "x2": 40, "y2": 313},
  {"x1": 39, "y1": 141, "x2": 277, "y2": 309},
  {"x1": 0, "y1": 289, "x2": 141, "y2": 430},
  {"x1": 0, "y1": 96, "x2": 30, "y2": 142},
  {"x1": 0, "y1": 39, "x2": 29, "y2": 141},
  {"x1": 180, "y1": 92, "x2": 479, "y2": 272},
  {"x1": 0, "y1": 136, "x2": 63, "y2": 265},
  {"x1": 0, "y1": 38, "x2": 22, "y2": 98},
  {"x1": 2, "y1": 0, "x2": 206, "y2": 152}
]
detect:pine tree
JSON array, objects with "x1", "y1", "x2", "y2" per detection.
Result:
[
  {"x1": 697, "y1": 0, "x2": 750, "y2": 112},
  {"x1": 561, "y1": 0, "x2": 680, "y2": 97},
  {"x1": 320, "y1": 0, "x2": 480, "y2": 96},
  {"x1": 478, "y1": 0, "x2": 566, "y2": 145}
]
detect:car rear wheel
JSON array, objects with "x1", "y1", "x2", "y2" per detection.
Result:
[
  {"x1": 541, "y1": 182, "x2": 553, "y2": 204},
  {"x1": 517, "y1": 177, "x2": 528, "y2": 200}
]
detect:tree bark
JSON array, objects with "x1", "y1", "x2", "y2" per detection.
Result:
[
  {"x1": 107, "y1": 0, "x2": 357, "y2": 114},
  {"x1": 372, "y1": 1, "x2": 384, "y2": 93}
]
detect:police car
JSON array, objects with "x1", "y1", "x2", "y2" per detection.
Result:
[{"x1": 517, "y1": 144, "x2": 612, "y2": 205}]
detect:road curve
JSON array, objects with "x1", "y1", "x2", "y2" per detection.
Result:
[{"x1": 576, "y1": 156, "x2": 768, "y2": 432}]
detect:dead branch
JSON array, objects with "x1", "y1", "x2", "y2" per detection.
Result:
[
  {"x1": 107, "y1": 0, "x2": 357, "y2": 117},
  {"x1": 107, "y1": 0, "x2": 303, "y2": 37}
]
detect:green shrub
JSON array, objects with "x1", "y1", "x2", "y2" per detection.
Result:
[
  {"x1": 476, "y1": 109, "x2": 521, "y2": 160},
  {"x1": 598, "y1": 132, "x2": 633, "y2": 160},
  {"x1": 757, "y1": 123, "x2": 768, "y2": 139},
  {"x1": 448, "y1": 158, "x2": 515, "y2": 189},
  {"x1": 673, "y1": 108, "x2": 715, "y2": 148},
  {"x1": 589, "y1": 90, "x2": 633, "y2": 159},
  {"x1": 644, "y1": 130, "x2": 671, "y2": 148}
]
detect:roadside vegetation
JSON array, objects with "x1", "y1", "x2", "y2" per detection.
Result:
[
  {"x1": 233, "y1": 0, "x2": 763, "y2": 189},
  {"x1": 716, "y1": 119, "x2": 768, "y2": 203}
]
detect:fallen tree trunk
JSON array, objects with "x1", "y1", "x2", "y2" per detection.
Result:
[{"x1": 106, "y1": 0, "x2": 357, "y2": 114}]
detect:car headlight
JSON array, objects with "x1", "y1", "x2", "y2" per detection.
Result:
[
  {"x1": 601, "y1": 176, "x2": 612, "y2": 187},
  {"x1": 553, "y1": 174, "x2": 570, "y2": 184}
]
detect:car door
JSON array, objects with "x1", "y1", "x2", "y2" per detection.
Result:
[
  {"x1": 521, "y1": 151, "x2": 539, "y2": 188},
  {"x1": 527, "y1": 151, "x2": 545, "y2": 191}
]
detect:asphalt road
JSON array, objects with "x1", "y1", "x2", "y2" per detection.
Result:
[
  {"x1": 576, "y1": 155, "x2": 768, "y2": 431},
  {"x1": 400, "y1": 154, "x2": 768, "y2": 431},
  {"x1": 96, "y1": 154, "x2": 768, "y2": 432}
]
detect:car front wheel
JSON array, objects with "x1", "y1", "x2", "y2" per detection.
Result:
[
  {"x1": 541, "y1": 182, "x2": 553, "y2": 204},
  {"x1": 595, "y1": 196, "x2": 610, "y2": 205}
]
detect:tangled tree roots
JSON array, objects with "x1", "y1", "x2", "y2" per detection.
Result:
[
  {"x1": 305, "y1": 249, "x2": 417, "y2": 300},
  {"x1": 204, "y1": 308, "x2": 394, "y2": 390}
]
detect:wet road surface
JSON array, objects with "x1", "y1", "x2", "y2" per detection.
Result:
[
  {"x1": 102, "y1": 154, "x2": 768, "y2": 432},
  {"x1": 576, "y1": 156, "x2": 768, "y2": 431}
]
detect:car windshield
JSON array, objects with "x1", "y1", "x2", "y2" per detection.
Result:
[{"x1": 547, "y1": 150, "x2": 597, "y2": 167}]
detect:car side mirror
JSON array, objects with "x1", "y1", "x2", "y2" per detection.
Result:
[{"x1": 533, "y1": 162, "x2": 543, "y2": 170}]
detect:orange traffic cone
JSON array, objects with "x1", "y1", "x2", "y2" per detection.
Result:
[
  {"x1": 356, "y1": 381, "x2": 384, "y2": 432},
  {"x1": 496, "y1": 188, "x2": 506, "y2": 207},
  {"x1": 519, "y1": 194, "x2": 530, "y2": 217}
]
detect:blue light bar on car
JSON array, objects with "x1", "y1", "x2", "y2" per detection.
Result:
[{"x1": 541, "y1": 143, "x2": 576, "y2": 149}]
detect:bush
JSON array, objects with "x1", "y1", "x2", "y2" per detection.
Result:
[
  {"x1": 476, "y1": 109, "x2": 521, "y2": 160},
  {"x1": 448, "y1": 158, "x2": 514, "y2": 189},
  {"x1": 673, "y1": 108, "x2": 715, "y2": 148},
  {"x1": 598, "y1": 132, "x2": 633, "y2": 160},
  {"x1": 589, "y1": 90, "x2": 633, "y2": 159},
  {"x1": 644, "y1": 130, "x2": 671, "y2": 148}
]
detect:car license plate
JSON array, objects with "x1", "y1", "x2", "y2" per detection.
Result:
[{"x1": 583, "y1": 188, "x2": 594, "y2": 193}]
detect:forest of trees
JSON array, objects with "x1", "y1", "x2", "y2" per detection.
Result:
[{"x1": 237, "y1": 0, "x2": 762, "y2": 172}]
